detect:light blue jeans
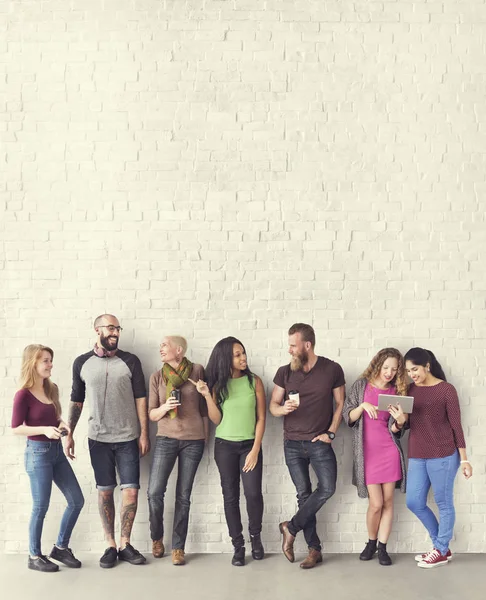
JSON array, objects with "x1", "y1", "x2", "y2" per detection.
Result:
[
  {"x1": 406, "y1": 450, "x2": 460, "y2": 555},
  {"x1": 25, "y1": 440, "x2": 84, "y2": 556}
]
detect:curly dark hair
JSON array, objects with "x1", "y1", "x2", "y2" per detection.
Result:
[
  {"x1": 361, "y1": 348, "x2": 408, "y2": 396},
  {"x1": 205, "y1": 337, "x2": 254, "y2": 407}
]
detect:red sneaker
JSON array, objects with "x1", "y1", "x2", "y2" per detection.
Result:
[
  {"x1": 415, "y1": 548, "x2": 452, "y2": 562},
  {"x1": 417, "y1": 548, "x2": 449, "y2": 569}
]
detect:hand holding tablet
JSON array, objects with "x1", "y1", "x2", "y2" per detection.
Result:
[{"x1": 378, "y1": 394, "x2": 414, "y2": 414}]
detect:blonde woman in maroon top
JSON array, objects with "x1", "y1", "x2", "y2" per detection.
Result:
[
  {"x1": 11, "y1": 345, "x2": 84, "y2": 573},
  {"x1": 396, "y1": 348, "x2": 472, "y2": 570}
]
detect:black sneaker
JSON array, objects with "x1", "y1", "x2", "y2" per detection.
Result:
[
  {"x1": 359, "y1": 540, "x2": 377, "y2": 561},
  {"x1": 99, "y1": 547, "x2": 118, "y2": 569},
  {"x1": 378, "y1": 545, "x2": 392, "y2": 566},
  {"x1": 118, "y1": 543, "x2": 147, "y2": 565},
  {"x1": 231, "y1": 546, "x2": 245, "y2": 567},
  {"x1": 250, "y1": 534, "x2": 264, "y2": 560},
  {"x1": 49, "y1": 546, "x2": 82, "y2": 568},
  {"x1": 28, "y1": 555, "x2": 59, "y2": 573}
]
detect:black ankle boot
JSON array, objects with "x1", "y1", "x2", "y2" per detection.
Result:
[
  {"x1": 250, "y1": 534, "x2": 264, "y2": 560},
  {"x1": 231, "y1": 546, "x2": 245, "y2": 567},
  {"x1": 378, "y1": 542, "x2": 392, "y2": 566},
  {"x1": 359, "y1": 539, "x2": 377, "y2": 561}
]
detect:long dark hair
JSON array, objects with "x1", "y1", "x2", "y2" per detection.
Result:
[
  {"x1": 205, "y1": 337, "x2": 254, "y2": 406},
  {"x1": 404, "y1": 347, "x2": 447, "y2": 382}
]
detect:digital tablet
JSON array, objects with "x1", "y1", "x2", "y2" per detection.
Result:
[{"x1": 377, "y1": 394, "x2": 414, "y2": 414}]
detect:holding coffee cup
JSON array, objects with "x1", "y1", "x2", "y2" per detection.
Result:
[
  {"x1": 171, "y1": 389, "x2": 181, "y2": 403},
  {"x1": 288, "y1": 390, "x2": 300, "y2": 407}
]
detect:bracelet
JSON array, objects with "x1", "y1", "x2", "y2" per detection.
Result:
[
  {"x1": 460, "y1": 460, "x2": 471, "y2": 465},
  {"x1": 394, "y1": 420, "x2": 404, "y2": 429}
]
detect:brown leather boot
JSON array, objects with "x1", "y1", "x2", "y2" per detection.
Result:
[
  {"x1": 300, "y1": 548, "x2": 323, "y2": 569},
  {"x1": 152, "y1": 539, "x2": 165, "y2": 558},
  {"x1": 172, "y1": 549, "x2": 185, "y2": 566},
  {"x1": 279, "y1": 521, "x2": 295, "y2": 563}
]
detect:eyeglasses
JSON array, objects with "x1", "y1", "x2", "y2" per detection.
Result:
[{"x1": 98, "y1": 325, "x2": 123, "y2": 333}]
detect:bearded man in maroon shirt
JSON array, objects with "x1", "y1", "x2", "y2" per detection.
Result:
[{"x1": 270, "y1": 323, "x2": 345, "y2": 569}]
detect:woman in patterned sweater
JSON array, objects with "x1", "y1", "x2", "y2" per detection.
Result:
[
  {"x1": 343, "y1": 348, "x2": 408, "y2": 566},
  {"x1": 399, "y1": 348, "x2": 472, "y2": 569}
]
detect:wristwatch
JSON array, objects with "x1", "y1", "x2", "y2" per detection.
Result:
[{"x1": 325, "y1": 431, "x2": 336, "y2": 440}]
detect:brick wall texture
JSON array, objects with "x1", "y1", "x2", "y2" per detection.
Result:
[{"x1": 1, "y1": 1, "x2": 485, "y2": 555}]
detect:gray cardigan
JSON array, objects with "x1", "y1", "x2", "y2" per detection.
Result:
[{"x1": 343, "y1": 378, "x2": 407, "y2": 499}]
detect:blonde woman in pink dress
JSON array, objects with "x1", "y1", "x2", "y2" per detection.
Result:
[{"x1": 343, "y1": 348, "x2": 408, "y2": 566}]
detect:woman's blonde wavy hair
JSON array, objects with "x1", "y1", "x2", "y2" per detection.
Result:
[
  {"x1": 361, "y1": 348, "x2": 408, "y2": 397},
  {"x1": 19, "y1": 344, "x2": 61, "y2": 419}
]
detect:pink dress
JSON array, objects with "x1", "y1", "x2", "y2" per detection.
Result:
[{"x1": 362, "y1": 384, "x2": 401, "y2": 485}]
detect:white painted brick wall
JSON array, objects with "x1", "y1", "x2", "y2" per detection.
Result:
[{"x1": 1, "y1": 0, "x2": 485, "y2": 554}]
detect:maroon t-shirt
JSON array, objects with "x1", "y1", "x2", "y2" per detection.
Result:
[
  {"x1": 273, "y1": 356, "x2": 345, "y2": 441},
  {"x1": 11, "y1": 389, "x2": 60, "y2": 441},
  {"x1": 408, "y1": 381, "x2": 466, "y2": 459}
]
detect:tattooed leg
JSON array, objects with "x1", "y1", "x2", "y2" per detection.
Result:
[
  {"x1": 120, "y1": 488, "x2": 138, "y2": 548},
  {"x1": 98, "y1": 490, "x2": 116, "y2": 547}
]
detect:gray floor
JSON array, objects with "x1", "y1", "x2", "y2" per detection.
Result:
[{"x1": 1, "y1": 552, "x2": 484, "y2": 600}]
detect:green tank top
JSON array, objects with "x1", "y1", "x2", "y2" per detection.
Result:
[{"x1": 215, "y1": 375, "x2": 257, "y2": 441}]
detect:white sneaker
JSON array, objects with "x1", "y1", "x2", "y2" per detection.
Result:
[{"x1": 415, "y1": 548, "x2": 452, "y2": 562}]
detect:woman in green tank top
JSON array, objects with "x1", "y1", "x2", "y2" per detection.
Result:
[{"x1": 193, "y1": 337, "x2": 266, "y2": 567}]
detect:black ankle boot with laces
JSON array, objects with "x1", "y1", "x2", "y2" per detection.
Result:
[
  {"x1": 378, "y1": 542, "x2": 392, "y2": 566},
  {"x1": 359, "y1": 539, "x2": 377, "y2": 561},
  {"x1": 250, "y1": 534, "x2": 264, "y2": 560},
  {"x1": 231, "y1": 546, "x2": 245, "y2": 566}
]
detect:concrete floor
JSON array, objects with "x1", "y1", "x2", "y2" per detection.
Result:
[{"x1": 1, "y1": 552, "x2": 484, "y2": 600}]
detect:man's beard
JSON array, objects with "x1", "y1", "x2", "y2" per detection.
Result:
[
  {"x1": 100, "y1": 332, "x2": 118, "y2": 351},
  {"x1": 290, "y1": 350, "x2": 309, "y2": 372}
]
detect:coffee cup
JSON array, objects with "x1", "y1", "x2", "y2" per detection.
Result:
[{"x1": 289, "y1": 390, "x2": 300, "y2": 406}]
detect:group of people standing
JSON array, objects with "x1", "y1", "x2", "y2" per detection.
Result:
[{"x1": 11, "y1": 316, "x2": 472, "y2": 574}]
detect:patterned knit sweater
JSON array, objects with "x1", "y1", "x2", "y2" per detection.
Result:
[{"x1": 343, "y1": 378, "x2": 407, "y2": 499}]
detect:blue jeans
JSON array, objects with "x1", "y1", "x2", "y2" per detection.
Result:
[
  {"x1": 284, "y1": 440, "x2": 337, "y2": 551},
  {"x1": 406, "y1": 451, "x2": 460, "y2": 555},
  {"x1": 25, "y1": 440, "x2": 85, "y2": 557},
  {"x1": 147, "y1": 437, "x2": 205, "y2": 549},
  {"x1": 88, "y1": 438, "x2": 140, "y2": 490}
]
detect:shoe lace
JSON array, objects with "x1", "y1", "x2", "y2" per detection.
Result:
[{"x1": 424, "y1": 549, "x2": 440, "y2": 562}]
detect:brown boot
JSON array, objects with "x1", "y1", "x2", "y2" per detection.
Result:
[
  {"x1": 279, "y1": 521, "x2": 295, "y2": 563},
  {"x1": 300, "y1": 548, "x2": 323, "y2": 569},
  {"x1": 152, "y1": 539, "x2": 165, "y2": 558},
  {"x1": 172, "y1": 549, "x2": 185, "y2": 566}
]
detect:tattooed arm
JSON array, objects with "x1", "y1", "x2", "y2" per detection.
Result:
[
  {"x1": 65, "y1": 355, "x2": 87, "y2": 460},
  {"x1": 64, "y1": 402, "x2": 83, "y2": 460},
  {"x1": 68, "y1": 401, "x2": 83, "y2": 432},
  {"x1": 135, "y1": 396, "x2": 150, "y2": 457}
]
